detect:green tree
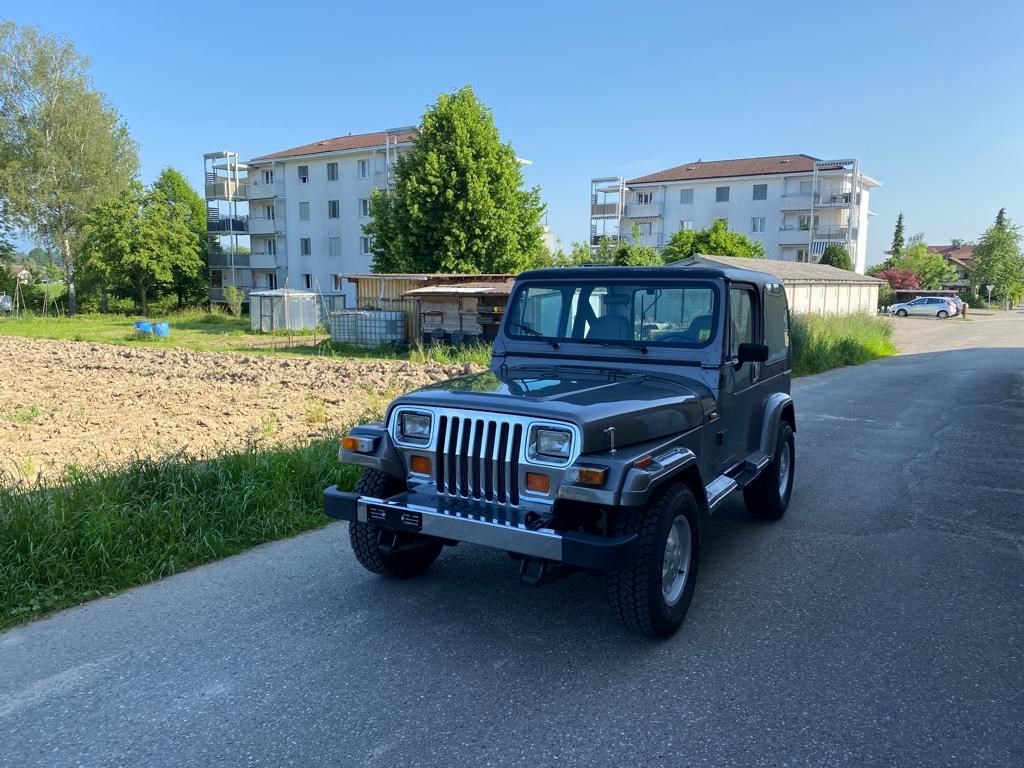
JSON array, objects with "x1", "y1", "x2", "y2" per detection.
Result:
[
  {"x1": 0, "y1": 199, "x2": 15, "y2": 266},
  {"x1": 888, "y1": 212, "x2": 905, "y2": 258},
  {"x1": 540, "y1": 240, "x2": 595, "y2": 267},
  {"x1": 0, "y1": 22, "x2": 138, "y2": 314},
  {"x1": 81, "y1": 181, "x2": 201, "y2": 315},
  {"x1": 971, "y1": 208, "x2": 1024, "y2": 303},
  {"x1": 153, "y1": 167, "x2": 207, "y2": 307},
  {"x1": 614, "y1": 223, "x2": 663, "y2": 266},
  {"x1": 818, "y1": 243, "x2": 853, "y2": 271},
  {"x1": 591, "y1": 236, "x2": 618, "y2": 265},
  {"x1": 365, "y1": 86, "x2": 546, "y2": 274},
  {"x1": 889, "y1": 235, "x2": 957, "y2": 290},
  {"x1": 661, "y1": 219, "x2": 767, "y2": 262}
]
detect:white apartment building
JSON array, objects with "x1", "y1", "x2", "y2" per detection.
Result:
[
  {"x1": 204, "y1": 128, "x2": 413, "y2": 306},
  {"x1": 591, "y1": 155, "x2": 881, "y2": 273}
]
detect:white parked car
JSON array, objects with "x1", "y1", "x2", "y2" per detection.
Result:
[{"x1": 888, "y1": 296, "x2": 957, "y2": 319}]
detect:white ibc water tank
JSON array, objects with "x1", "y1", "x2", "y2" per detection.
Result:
[{"x1": 328, "y1": 310, "x2": 406, "y2": 347}]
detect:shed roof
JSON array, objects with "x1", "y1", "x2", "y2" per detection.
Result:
[
  {"x1": 343, "y1": 272, "x2": 514, "y2": 281},
  {"x1": 404, "y1": 279, "x2": 515, "y2": 298},
  {"x1": 249, "y1": 288, "x2": 317, "y2": 297},
  {"x1": 681, "y1": 254, "x2": 884, "y2": 284}
]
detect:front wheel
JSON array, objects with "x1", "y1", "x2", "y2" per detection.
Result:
[
  {"x1": 743, "y1": 421, "x2": 795, "y2": 520},
  {"x1": 606, "y1": 483, "x2": 701, "y2": 638},
  {"x1": 896, "y1": 309, "x2": 908, "y2": 317},
  {"x1": 348, "y1": 469, "x2": 443, "y2": 579}
]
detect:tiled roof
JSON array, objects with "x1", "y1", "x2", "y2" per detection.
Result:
[
  {"x1": 250, "y1": 130, "x2": 416, "y2": 162},
  {"x1": 927, "y1": 244, "x2": 974, "y2": 264},
  {"x1": 628, "y1": 154, "x2": 819, "y2": 185},
  {"x1": 681, "y1": 254, "x2": 883, "y2": 284}
]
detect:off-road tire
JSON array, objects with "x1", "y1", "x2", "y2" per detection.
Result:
[
  {"x1": 896, "y1": 309, "x2": 908, "y2": 317},
  {"x1": 743, "y1": 421, "x2": 795, "y2": 520},
  {"x1": 348, "y1": 469, "x2": 443, "y2": 579},
  {"x1": 606, "y1": 483, "x2": 701, "y2": 638}
]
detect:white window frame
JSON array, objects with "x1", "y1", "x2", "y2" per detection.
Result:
[
  {"x1": 679, "y1": 188, "x2": 694, "y2": 205},
  {"x1": 328, "y1": 199, "x2": 340, "y2": 219},
  {"x1": 715, "y1": 186, "x2": 730, "y2": 203},
  {"x1": 636, "y1": 191, "x2": 653, "y2": 205},
  {"x1": 359, "y1": 198, "x2": 370, "y2": 217},
  {"x1": 752, "y1": 184, "x2": 767, "y2": 201},
  {"x1": 300, "y1": 238, "x2": 311, "y2": 256},
  {"x1": 299, "y1": 202, "x2": 310, "y2": 222},
  {"x1": 358, "y1": 159, "x2": 370, "y2": 178},
  {"x1": 328, "y1": 237, "x2": 341, "y2": 257},
  {"x1": 360, "y1": 236, "x2": 371, "y2": 255},
  {"x1": 680, "y1": 220, "x2": 695, "y2": 231},
  {"x1": 751, "y1": 216, "x2": 766, "y2": 233},
  {"x1": 796, "y1": 248, "x2": 809, "y2": 263},
  {"x1": 332, "y1": 274, "x2": 343, "y2": 291},
  {"x1": 262, "y1": 169, "x2": 273, "y2": 184},
  {"x1": 298, "y1": 165, "x2": 309, "y2": 183},
  {"x1": 327, "y1": 162, "x2": 338, "y2": 181},
  {"x1": 303, "y1": 273, "x2": 312, "y2": 290}
]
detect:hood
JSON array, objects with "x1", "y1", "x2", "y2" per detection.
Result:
[{"x1": 393, "y1": 365, "x2": 715, "y2": 452}]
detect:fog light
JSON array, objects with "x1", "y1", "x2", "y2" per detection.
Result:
[
  {"x1": 567, "y1": 465, "x2": 608, "y2": 486},
  {"x1": 526, "y1": 472, "x2": 551, "y2": 493},
  {"x1": 410, "y1": 455, "x2": 432, "y2": 475},
  {"x1": 342, "y1": 435, "x2": 377, "y2": 453}
]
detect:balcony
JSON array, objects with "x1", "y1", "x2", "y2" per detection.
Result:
[
  {"x1": 814, "y1": 189, "x2": 853, "y2": 207},
  {"x1": 248, "y1": 216, "x2": 283, "y2": 236},
  {"x1": 813, "y1": 225, "x2": 849, "y2": 241},
  {"x1": 590, "y1": 233, "x2": 620, "y2": 246},
  {"x1": 779, "y1": 194, "x2": 812, "y2": 211},
  {"x1": 624, "y1": 203, "x2": 663, "y2": 219},
  {"x1": 247, "y1": 180, "x2": 285, "y2": 199},
  {"x1": 250, "y1": 249, "x2": 286, "y2": 270},
  {"x1": 207, "y1": 252, "x2": 250, "y2": 268},
  {"x1": 591, "y1": 202, "x2": 619, "y2": 218},
  {"x1": 206, "y1": 215, "x2": 248, "y2": 234},
  {"x1": 205, "y1": 179, "x2": 247, "y2": 200},
  {"x1": 778, "y1": 226, "x2": 811, "y2": 246}
]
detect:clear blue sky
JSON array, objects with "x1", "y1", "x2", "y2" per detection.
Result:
[{"x1": 5, "y1": 0, "x2": 1023, "y2": 264}]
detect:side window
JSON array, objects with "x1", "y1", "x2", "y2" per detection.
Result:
[
  {"x1": 763, "y1": 283, "x2": 789, "y2": 363},
  {"x1": 729, "y1": 287, "x2": 756, "y2": 358}
]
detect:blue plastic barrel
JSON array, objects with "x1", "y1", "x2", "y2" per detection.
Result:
[
  {"x1": 153, "y1": 322, "x2": 170, "y2": 337},
  {"x1": 134, "y1": 321, "x2": 152, "y2": 334}
]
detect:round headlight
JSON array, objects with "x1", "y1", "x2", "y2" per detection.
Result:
[
  {"x1": 400, "y1": 412, "x2": 432, "y2": 441},
  {"x1": 536, "y1": 428, "x2": 572, "y2": 459}
]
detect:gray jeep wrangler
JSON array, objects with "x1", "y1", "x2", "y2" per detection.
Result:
[{"x1": 324, "y1": 264, "x2": 795, "y2": 637}]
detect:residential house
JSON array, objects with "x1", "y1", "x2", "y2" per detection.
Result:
[{"x1": 927, "y1": 241, "x2": 975, "y2": 293}]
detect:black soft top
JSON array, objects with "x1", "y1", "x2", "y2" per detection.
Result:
[{"x1": 518, "y1": 263, "x2": 779, "y2": 285}]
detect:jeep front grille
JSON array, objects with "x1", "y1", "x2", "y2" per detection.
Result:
[{"x1": 435, "y1": 414, "x2": 523, "y2": 505}]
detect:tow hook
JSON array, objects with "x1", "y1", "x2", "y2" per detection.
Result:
[{"x1": 519, "y1": 558, "x2": 574, "y2": 587}]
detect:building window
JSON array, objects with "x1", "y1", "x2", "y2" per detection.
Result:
[
  {"x1": 358, "y1": 159, "x2": 370, "y2": 178},
  {"x1": 300, "y1": 238, "x2": 311, "y2": 256},
  {"x1": 636, "y1": 191, "x2": 653, "y2": 205},
  {"x1": 799, "y1": 180, "x2": 813, "y2": 195},
  {"x1": 751, "y1": 217, "x2": 766, "y2": 233},
  {"x1": 716, "y1": 186, "x2": 730, "y2": 203},
  {"x1": 798, "y1": 215, "x2": 811, "y2": 231},
  {"x1": 360, "y1": 236, "x2": 371, "y2": 255},
  {"x1": 753, "y1": 184, "x2": 767, "y2": 201},
  {"x1": 262, "y1": 170, "x2": 273, "y2": 184},
  {"x1": 299, "y1": 202, "x2": 310, "y2": 221},
  {"x1": 328, "y1": 237, "x2": 341, "y2": 257},
  {"x1": 303, "y1": 273, "x2": 312, "y2": 290},
  {"x1": 332, "y1": 274, "x2": 343, "y2": 291},
  {"x1": 636, "y1": 222, "x2": 653, "y2": 236},
  {"x1": 266, "y1": 272, "x2": 278, "y2": 289},
  {"x1": 680, "y1": 188, "x2": 694, "y2": 204},
  {"x1": 327, "y1": 162, "x2": 338, "y2": 181},
  {"x1": 262, "y1": 204, "x2": 274, "y2": 220},
  {"x1": 359, "y1": 198, "x2": 370, "y2": 217},
  {"x1": 328, "y1": 200, "x2": 340, "y2": 219},
  {"x1": 266, "y1": 239, "x2": 277, "y2": 256},
  {"x1": 680, "y1": 220, "x2": 695, "y2": 231},
  {"x1": 796, "y1": 248, "x2": 809, "y2": 263},
  {"x1": 298, "y1": 165, "x2": 309, "y2": 183}
]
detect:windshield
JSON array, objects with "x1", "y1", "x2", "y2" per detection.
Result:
[{"x1": 504, "y1": 280, "x2": 720, "y2": 348}]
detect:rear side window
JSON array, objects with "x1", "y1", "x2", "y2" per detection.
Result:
[
  {"x1": 729, "y1": 287, "x2": 756, "y2": 357},
  {"x1": 763, "y1": 282, "x2": 789, "y2": 363}
]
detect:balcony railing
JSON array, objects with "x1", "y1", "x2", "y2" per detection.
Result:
[
  {"x1": 206, "y1": 215, "x2": 248, "y2": 234},
  {"x1": 813, "y1": 225, "x2": 849, "y2": 240},
  {"x1": 591, "y1": 202, "x2": 619, "y2": 218},
  {"x1": 779, "y1": 194, "x2": 812, "y2": 211},
  {"x1": 247, "y1": 180, "x2": 285, "y2": 199},
  {"x1": 590, "y1": 233, "x2": 620, "y2": 246},
  {"x1": 624, "y1": 202, "x2": 663, "y2": 218},
  {"x1": 205, "y1": 180, "x2": 247, "y2": 200},
  {"x1": 207, "y1": 252, "x2": 250, "y2": 268},
  {"x1": 248, "y1": 216, "x2": 283, "y2": 235},
  {"x1": 778, "y1": 226, "x2": 811, "y2": 245},
  {"x1": 814, "y1": 189, "x2": 853, "y2": 207},
  {"x1": 249, "y1": 250, "x2": 286, "y2": 269}
]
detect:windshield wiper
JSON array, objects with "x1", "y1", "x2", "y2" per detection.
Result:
[
  {"x1": 507, "y1": 321, "x2": 559, "y2": 350},
  {"x1": 594, "y1": 340, "x2": 649, "y2": 355}
]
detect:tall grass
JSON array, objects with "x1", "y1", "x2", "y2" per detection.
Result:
[
  {"x1": 790, "y1": 312, "x2": 896, "y2": 377},
  {"x1": 0, "y1": 439, "x2": 360, "y2": 630}
]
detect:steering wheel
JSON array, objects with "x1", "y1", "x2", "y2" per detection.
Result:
[{"x1": 652, "y1": 332, "x2": 693, "y2": 343}]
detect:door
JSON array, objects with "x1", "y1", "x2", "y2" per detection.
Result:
[
  {"x1": 717, "y1": 284, "x2": 762, "y2": 471},
  {"x1": 908, "y1": 298, "x2": 928, "y2": 316}
]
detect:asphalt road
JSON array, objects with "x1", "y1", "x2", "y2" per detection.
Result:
[{"x1": 2, "y1": 335, "x2": 1023, "y2": 767}]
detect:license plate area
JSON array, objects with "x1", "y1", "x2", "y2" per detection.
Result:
[{"x1": 366, "y1": 504, "x2": 422, "y2": 533}]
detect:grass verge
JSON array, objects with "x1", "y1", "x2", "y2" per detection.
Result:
[
  {"x1": 0, "y1": 438, "x2": 360, "y2": 630},
  {"x1": 791, "y1": 312, "x2": 896, "y2": 377}
]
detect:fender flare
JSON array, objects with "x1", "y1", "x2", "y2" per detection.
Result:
[
  {"x1": 339, "y1": 424, "x2": 406, "y2": 479},
  {"x1": 618, "y1": 447, "x2": 706, "y2": 509},
  {"x1": 759, "y1": 393, "x2": 795, "y2": 461}
]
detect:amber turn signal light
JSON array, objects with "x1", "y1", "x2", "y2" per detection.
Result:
[
  {"x1": 410, "y1": 455, "x2": 432, "y2": 475},
  {"x1": 526, "y1": 472, "x2": 551, "y2": 493},
  {"x1": 567, "y1": 466, "x2": 608, "y2": 486},
  {"x1": 341, "y1": 435, "x2": 376, "y2": 453},
  {"x1": 633, "y1": 455, "x2": 653, "y2": 470}
]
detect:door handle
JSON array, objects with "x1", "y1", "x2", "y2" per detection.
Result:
[{"x1": 751, "y1": 361, "x2": 760, "y2": 383}]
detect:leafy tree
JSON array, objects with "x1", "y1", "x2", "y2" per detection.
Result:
[
  {"x1": 365, "y1": 86, "x2": 546, "y2": 274},
  {"x1": 0, "y1": 22, "x2": 138, "y2": 315},
  {"x1": 0, "y1": 200, "x2": 16, "y2": 265},
  {"x1": 661, "y1": 219, "x2": 767, "y2": 262},
  {"x1": 971, "y1": 208, "x2": 1024, "y2": 302},
  {"x1": 875, "y1": 268, "x2": 919, "y2": 290},
  {"x1": 888, "y1": 212, "x2": 905, "y2": 257},
  {"x1": 818, "y1": 243, "x2": 853, "y2": 271},
  {"x1": 81, "y1": 181, "x2": 201, "y2": 314},
  {"x1": 153, "y1": 168, "x2": 207, "y2": 307},
  {"x1": 614, "y1": 223, "x2": 662, "y2": 266},
  {"x1": 591, "y1": 236, "x2": 618, "y2": 265},
  {"x1": 540, "y1": 240, "x2": 595, "y2": 268},
  {"x1": 890, "y1": 237, "x2": 956, "y2": 290}
]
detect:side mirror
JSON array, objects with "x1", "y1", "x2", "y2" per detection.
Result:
[{"x1": 737, "y1": 342, "x2": 769, "y2": 364}]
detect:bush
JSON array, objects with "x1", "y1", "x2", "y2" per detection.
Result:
[
  {"x1": 791, "y1": 313, "x2": 896, "y2": 377},
  {"x1": 0, "y1": 439, "x2": 360, "y2": 629},
  {"x1": 223, "y1": 285, "x2": 244, "y2": 319}
]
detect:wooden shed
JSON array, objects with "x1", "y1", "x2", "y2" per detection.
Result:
[
  {"x1": 403, "y1": 279, "x2": 516, "y2": 344},
  {"x1": 342, "y1": 273, "x2": 513, "y2": 340}
]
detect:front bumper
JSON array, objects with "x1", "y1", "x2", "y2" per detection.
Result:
[{"x1": 323, "y1": 486, "x2": 638, "y2": 571}]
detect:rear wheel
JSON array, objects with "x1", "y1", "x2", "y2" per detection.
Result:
[
  {"x1": 607, "y1": 483, "x2": 701, "y2": 638},
  {"x1": 743, "y1": 421, "x2": 795, "y2": 520},
  {"x1": 896, "y1": 309, "x2": 908, "y2": 317},
  {"x1": 348, "y1": 469, "x2": 443, "y2": 579},
  {"x1": 937, "y1": 310, "x2": 949, "y2": 319}
]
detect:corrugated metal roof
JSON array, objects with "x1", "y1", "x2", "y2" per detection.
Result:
[
  {"x1": 681, "y1": 254, "x2": 884, "y2": 284},
  {"x1": 404, "y1": 280, "x2": 515, "y2": 297},
  {"x1": 342, "y1": 273, "x2": 514, "y2": 281}
]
